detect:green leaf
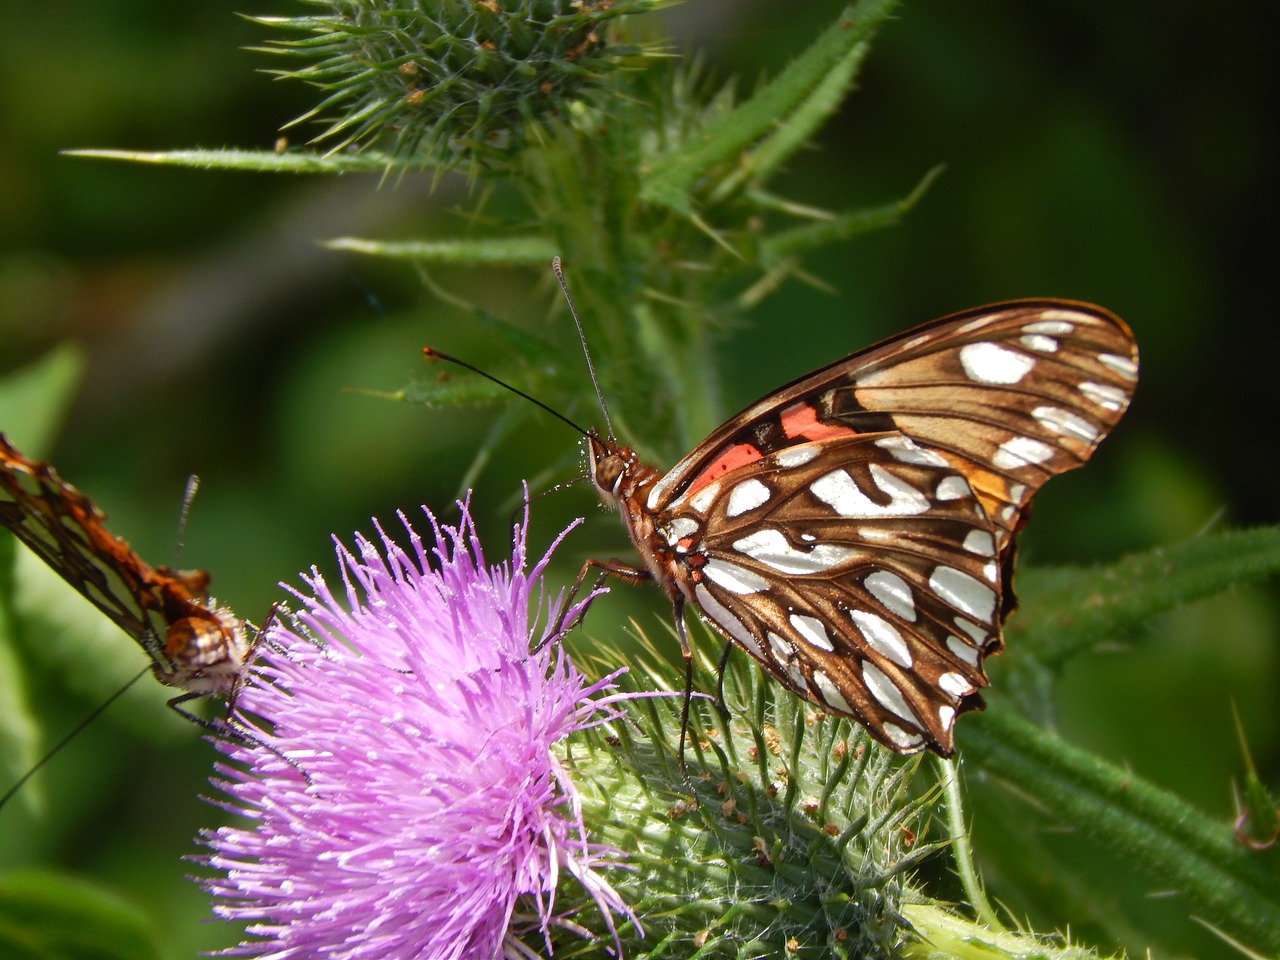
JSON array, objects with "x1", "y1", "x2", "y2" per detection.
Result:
[
  {"x1": 752, "y1": 163, "x2": 947, "y2": 264},
  {"x1": 1012, "y1": 525, "x2": 1280, "y2": 672},
  {"x1": 1231, "y1": 705, "x2": 1280, "y2": 851},
  {"x1": 758, "y1": 166, "x2": 944, "y2": 267},
  {"x1": 64, "y1": 147, "x2": 402, "y2": 175},
  {"x1": 0, "y1": 543, "x2": 40, "y2": 814},
  {"x1": 0, "y1": 344, "x2": 85, "y2": 457},
  {"x1": 0, "y1": 869, "x2": 166, "y2": 960},
  {"x1": 708, "y1": 24, "x2": 877, "y2": 206},
  {"x1": 639, "y1": 0, "x2": 902, "y2": 214},
  {"x1": 323, "y1": 235, "x2": 557, "y2": 267},
  {"x1": 0, "y1": 346, "x2": 86, "y2": 811},
  {"x1": 961, "y1": 707, "x2": 1280, "y2": 956},
  {"x1": 900, "y1": 903, "x2": 1120, "y2": 960}
]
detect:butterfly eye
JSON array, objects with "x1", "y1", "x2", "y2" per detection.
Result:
[{"x1": 591, "y1": 455, "x2": 626, "y2": 496}]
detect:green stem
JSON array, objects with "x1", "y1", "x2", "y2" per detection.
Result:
[
  {"x1": 961, "y1": 705, "x2": 1280, "y2": 955},
  {"x1": 935, "y1": 756, "x2": 1002, "y2": 930}
]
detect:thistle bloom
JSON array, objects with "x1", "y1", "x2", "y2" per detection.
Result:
[{"x1": 200, "y1": 500, "x2": 634, "y2": 959}]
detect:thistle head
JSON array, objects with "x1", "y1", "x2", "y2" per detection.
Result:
[
  {"x1": 198, "y1": 498, "x2": 635, "y2": 958},
  {"x1": 256, "y1": 0, "x2": 670, "y2": 168}
]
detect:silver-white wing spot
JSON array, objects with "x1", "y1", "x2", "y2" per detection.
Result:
[
  {"x1": 874, "y1": 435, "x2": 949, "y2": 467},
  {"x1": 1033, "y1": 406, "x2": 1100, "y2": 443},
  {"x1": 1079, "y1": 381, "x2": 1128, "y2": 412},
  {"x1": 767, "y1": 631, "x2": 796, "y2": 664},
  {"x1": 851, "y1": 609, "x2": 912, "y2": 668},
  {"x1": 768, "y1": 632, "x2": 809, "y2": 694},
  {"x1": 662, "y1": 516, "x2": 700, "y2": 546},
  {"x1": 811, "y1": 466, "x2": 930, "y2": 517},
  {"x1": 790, "y1": 613, "x2": 835, "y2": 652},
  {"x1": 1020, "y1": 334, "x2": 1059, "y2": 353},
  {"x1": 862, "y1": 661, "x2": 917, "y2": 724},
  {"x1": 688, "y1": 479, "x2": 722, "y2": 515},
  {"x1": 695, "y1": 583, "x2": 763, "y2": 660},
  {"x1": 953, "y1": 618, "x2": 988, "y2": 646},
  {"x1": 881, "y1": 722, "x2": 926, "y2": 752},
  {"x1": 936, "y1": 476, "x2": 972, "y2": 501},
  {"x1": 812, "y1": 669, "x2": 854, "y2": 714},
  {"x1": 929, "y1": 566, "x2": 997, "y2": 622},
  {"x1": 937, "y1": 672, "x2": 974, "y2": 698},
  {"x1": 774, "y1": 445, "x2": 820, "y2": 468},
  {"x1": 1023, "y1": 318, "x2": 1076, "y2": 335},
  {"x1": 1099, "y1": 353, "x2": 1138, "y2": 380},
  {"x1": 938, "y1": 705, "x2": 956, "y2": 730},
  {"x1": 732, "y1": 528, "x2": 859, "y2": 575},
  {"x1": 701, "y1": 558, "x2": 770, "y2": 595},
  {"x1": 962, "y1": 529, "x2": 995, "y2": 557},
  {"x1": 864, "y1": 570, "x2": 917, "y2": 621},
  {"x1": 725, "y1": 477, "x2": 772, "y2": 517},
  {"x1": 993, "y1": 436, "x2": 1055, "y2": 470},
  {"x1": 959, "y1": 342, "x2": 1036, "y2": 385},
  {"x1": 946, "y1": 634, "x2": 983, "y2": 667}
]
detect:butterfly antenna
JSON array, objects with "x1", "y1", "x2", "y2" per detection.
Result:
[
  {"x1": 421, "y1": 348, "x2": 591, "y2": 438},
  {"x1": 552, "y1": 257, "x2": 614, "y2": 440},
  {"x1": 0, "y1": 667, "x2": 150, "y2": 812},
  {"x1": 175, "y1": 474, "x2": 200, "y2": 567}
]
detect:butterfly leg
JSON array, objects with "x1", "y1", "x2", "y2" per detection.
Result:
[
  {"x1": 539, "y1": 557, "x2": 653, "y2": 651},
  {"x1": 165, "y1": 691, "x2": 292, "y2": 771},
  {"x1": 712, "y1": 640, "x2": 734, "y2": 718},
  {"x1": 166, "y1": 690, "x2": 214, "y2": 728},
  {"x1": 670, "y1": 595, "x2": 700, "y2": 796}
]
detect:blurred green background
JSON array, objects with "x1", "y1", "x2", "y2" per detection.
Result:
[{"x1": 1, "y1": 1, "x2": 1276, "y2": 957}]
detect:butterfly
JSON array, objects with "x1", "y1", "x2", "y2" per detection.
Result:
[
  {"x1": 0, "y1": 434, "x2": 252, "y2": 700},
  {"x1": 575, "y1": 299, "x2": 1137, "y2": 756}
]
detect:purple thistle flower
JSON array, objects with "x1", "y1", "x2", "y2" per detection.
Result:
[{"x1": 199, "y1": 499, "x2": 636, "y2": 959}]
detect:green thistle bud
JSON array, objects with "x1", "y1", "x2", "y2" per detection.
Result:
[
  {"x1": 552, "y1": 626, "x2": 938, "y2": 959},
  {"x1": 252, "y1": 0, "x2": 668, "y2": 168}
]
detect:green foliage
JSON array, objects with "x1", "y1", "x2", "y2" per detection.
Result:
[
  {"x1": 952, "y1": 529, "x2": 1280, "y2": 955},
  {"x1": 89, "y1": 1, "x2": 925, "y2": 468},
  {"x1": 0, "y1": 870, "x2": 166, "y2": 960}
]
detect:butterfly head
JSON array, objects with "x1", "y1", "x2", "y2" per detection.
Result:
[
  {"x1": 585, "y1": 429, "x2": 664, "y2": 508},
  {"x1": 585, "y1": 430, "x2": 630, "y2": 500}
]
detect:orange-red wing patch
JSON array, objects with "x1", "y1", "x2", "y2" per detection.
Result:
[
  {"x1": 686, "y1": 441, "x2": 764, "y2": 494},
  {"x1": 778, "y1": 402, "x2": 859, "y2": 442}
]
